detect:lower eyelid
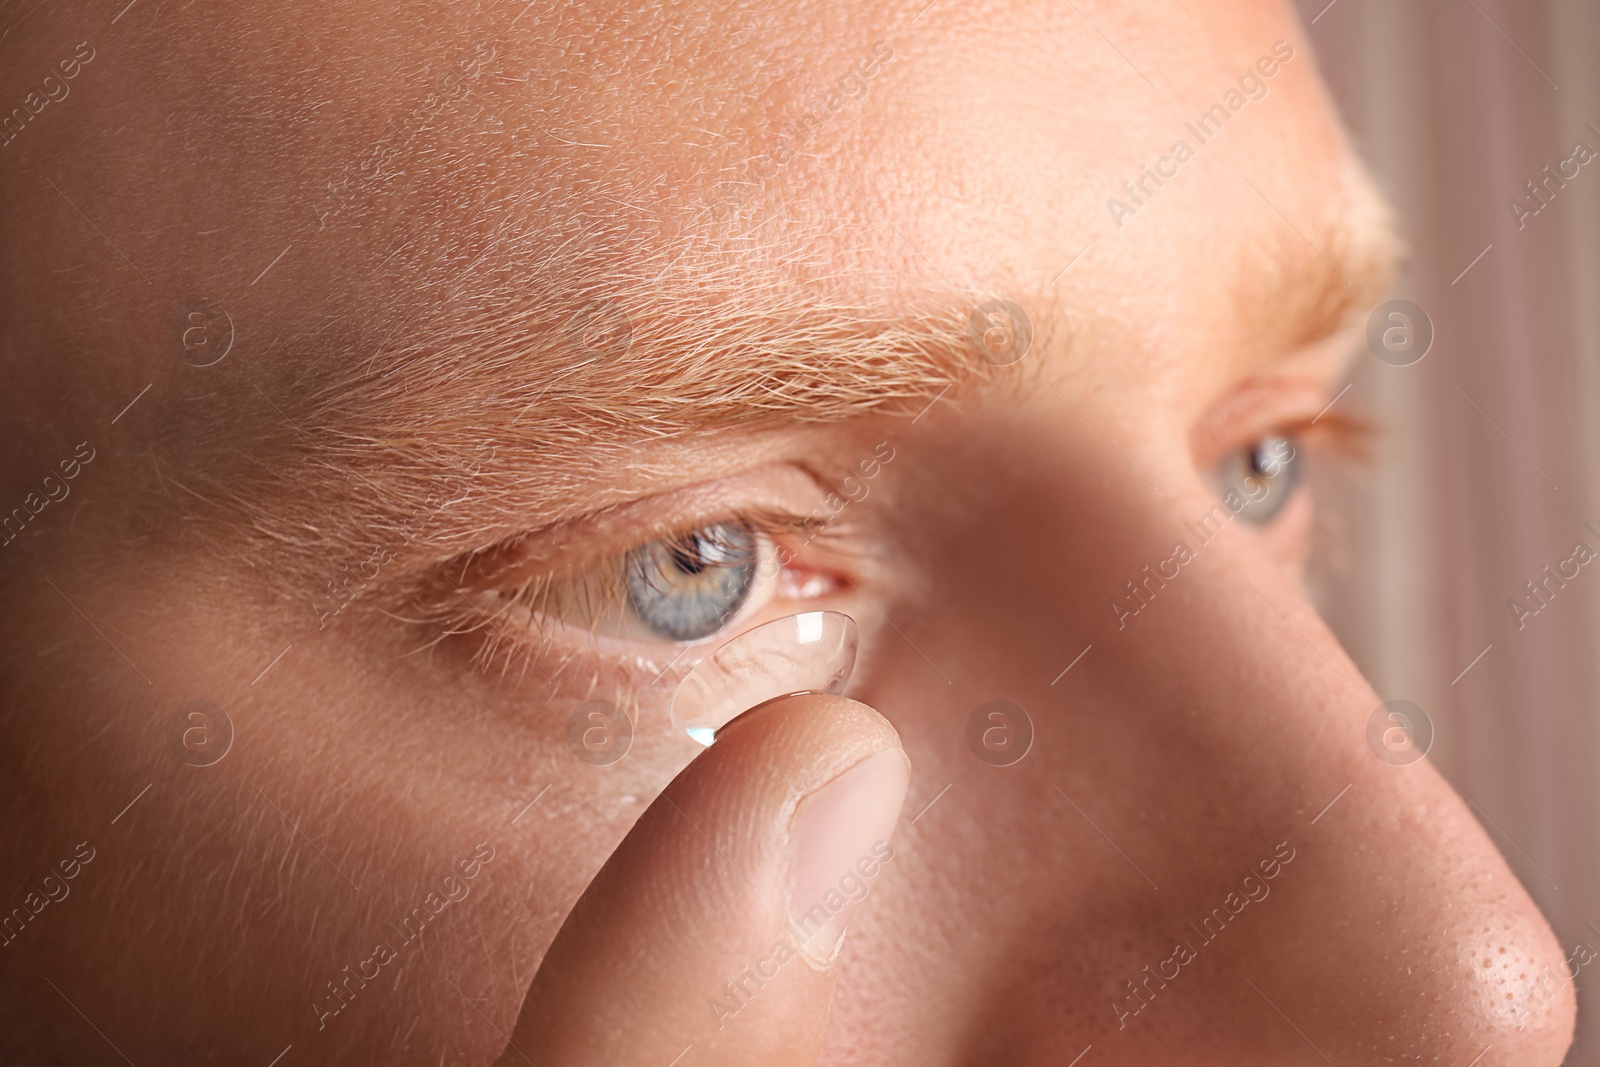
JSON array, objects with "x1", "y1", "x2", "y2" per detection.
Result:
[
  {"x1": 455, "y1": 563, "x2": 858, "y2": 698},
  {"x1": 423, "y1": 495, "x2": 871, "y2": 685},
  {"x1": 473, "y1": 531, "x2": 777, "y2": 646}
]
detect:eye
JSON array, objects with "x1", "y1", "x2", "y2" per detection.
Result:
[
  {"x1": 1215, "y1": 434, "x2": 1302, "y2": 525},
  {"x1": 500, "y1": 515, "x2": 801, "y2": 648},
  {"x1": 625, "y1": 521, "x2": 760, "y2": 642},
  {"x1": 433, "y1": 467, "x2": 864, "y2": 673}
]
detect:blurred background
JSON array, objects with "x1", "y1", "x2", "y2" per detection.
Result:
[{"x1": 1295, "y1": 0, "x2": 1600, "y2": 1060}]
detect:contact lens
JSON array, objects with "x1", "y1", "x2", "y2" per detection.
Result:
[{"x1": 669, "y1": 611, "x2": 858, "y2": 746}]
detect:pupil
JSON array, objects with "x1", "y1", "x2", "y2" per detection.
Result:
[
  {"x1": 625, "y1": 522, "x2": 757, "y2": 642},
  {"x1": 1251, "y1": 440, "x2": 1282, "y2": 478},
  {"x1": 670, "y1": 537, "x2": 709, "y2": 575}
]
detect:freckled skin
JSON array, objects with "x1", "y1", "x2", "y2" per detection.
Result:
[{"x1": 0, "y1": 0, "x2": 1575, "y2": 1064}]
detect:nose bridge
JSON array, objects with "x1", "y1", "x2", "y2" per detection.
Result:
[
  {"x1": 913, "y1": 407, "x2": 1371, "y2": 783},
  {"x1": 1079, "y1": 487, "x2": 1369, "y2": 798},
  {"x1": 890, "y1": 409, "x2": 1398, "y2": 886},
  {"x1": 878, "y1": 412, "x2": 1574, "y2": 1064}
]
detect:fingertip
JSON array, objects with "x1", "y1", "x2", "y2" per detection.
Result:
[{"x1": 713, "y1": 692, "x2": 904, "y2": 766}]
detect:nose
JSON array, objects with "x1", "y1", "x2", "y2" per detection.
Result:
[{"x1": 844, "y1": 409, "x2": 1575, "y2": 1066}]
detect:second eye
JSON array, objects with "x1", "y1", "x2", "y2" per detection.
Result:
[{"x1": 1215, "y1": 435, "x2": 1302, "y2": 524}]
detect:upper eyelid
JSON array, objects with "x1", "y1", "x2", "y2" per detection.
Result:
[
  {"x1": 441, "y1": 469, "x2": 837, "y2": 594},
  {"x1": 1191, "y1": 377, "x2": 1351, "y2": 468},
  {"x1": 434, "y1": 512, "x2": 860, "y2": 671},
  {"x1": 1284, "y1": 410, "x2": 1375, "y2": 462}
]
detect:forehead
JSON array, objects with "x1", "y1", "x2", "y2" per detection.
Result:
[{"x1": 2, "y1": 0, "x2": 1382, "y2": 453}]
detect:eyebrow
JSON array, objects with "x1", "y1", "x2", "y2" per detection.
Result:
[
  {"x1": 235, "y1": 281, "x2": 978, "y2": 556},
  {"x1": 234, "y1": 176, "x2": 1396, "y2": 565},
  {"x1": 376, "y1": 286, "x2": 977, "y2": 435},
  {"x1": 1231, "y1": 167, "x2": 1400, "y2": 362},
  {"x1": 316, "y1": 159, "x2": 1397, "y2": 453}
]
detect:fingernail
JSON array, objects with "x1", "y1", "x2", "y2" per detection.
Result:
[{"x1": 786, "y1": 747, "x2": 910, "y2": 966}]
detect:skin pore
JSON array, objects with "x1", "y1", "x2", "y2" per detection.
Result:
[{"x1": 0, "y1": 0, "x2": 1578, "y2": 1064}]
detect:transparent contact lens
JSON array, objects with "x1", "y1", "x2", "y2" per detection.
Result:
[{"x1": 669, "y1": 611, "x2": 858, "y2": 746}]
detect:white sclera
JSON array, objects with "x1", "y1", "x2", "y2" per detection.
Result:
[{"x1": 669, "y1": 611, "x2": 858, "y2": 746}]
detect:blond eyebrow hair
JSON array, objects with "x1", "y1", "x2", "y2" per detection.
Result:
[
  {"x1": 1233, "y1": 162, "x2": 1401, "y2": 361},
  {"x1": 335, "y1": 281, "x2": 975, "y2": 441},
  {"x1": 221, "y1": 264, "x2": 990, "y2": 565},
  {"x1": 312, "y1": 165, "x2": 1393, "y2": 462},
  {"x1": 214, "y1": 172, "x2": 1396, "y2": 573}
]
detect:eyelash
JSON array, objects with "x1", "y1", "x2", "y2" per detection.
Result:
[
  {"x1": 427, "y1": 507, "x2": 854, "y2": 681},
  {"x1": 417, "y1": 412, "x2": 1365, "y2": 680},
  {"x1": 1291, "y1": 410, "x2": 1373, "y2": 462}
]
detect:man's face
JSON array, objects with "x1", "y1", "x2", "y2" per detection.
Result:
[{"x1": 0, "y1": 0, "x2": 1577, "y2": 1063}]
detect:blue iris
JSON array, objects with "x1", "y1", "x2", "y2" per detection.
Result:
[
  {"x1": 625, "y1": 522, "x2": 757, "y2": 641},
  {"x1": 1224, "y1": 435, "x2": 1302, "y2": 524}
]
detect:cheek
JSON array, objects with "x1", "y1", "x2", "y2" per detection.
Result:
[{"x1": 4, "y1": 561, "x2": 717, "y2": 1059}]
